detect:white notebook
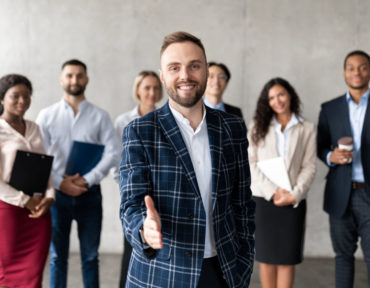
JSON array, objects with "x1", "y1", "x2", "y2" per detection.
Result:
[{"x1": 257, "y1": 157, "x2": 292, "y2": 191}]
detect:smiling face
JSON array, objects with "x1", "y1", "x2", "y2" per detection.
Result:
[
  {"x1": 205, "y1": 65, "x2": 228, "y2": 101},
  {"x1": 268, "y1": 84, "x2": 291, "y2": 116},
  {"x1": 60, "y1": 64, "x2": 89, "y2": 96},
  {"x1": 160, "y1": 41, "x2": 208, "y2": 108},
  {"x1": 1, "y1": 84, "x2": 31, "y2": 118},
  {"x1": 137, "y1": 75, "x2": 162, "y2": 108},
  {"x1": 343, "y1": 54, "x2": 370, "y2": 91}
]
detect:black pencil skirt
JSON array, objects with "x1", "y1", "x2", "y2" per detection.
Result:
[{"x1": 253, "y1": 196, "x2": 306, "y2": 265}]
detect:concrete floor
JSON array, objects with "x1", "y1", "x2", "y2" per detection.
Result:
[{"x1": 43, "y1": 254, "x2": 368, "y2": 287}]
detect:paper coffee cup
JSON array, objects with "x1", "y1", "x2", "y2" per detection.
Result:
[
  {"x1": 338, "y1": 143, "x2": 353, "y2": 151},
  {"x1": 338, "y1": 137, "x2": 353, "y2": 163}
]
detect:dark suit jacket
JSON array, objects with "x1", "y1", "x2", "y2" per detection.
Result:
[
  {"x1": 119, "y1": 102, "x2": 255, "y2": 288},
  {"x1": 224, "y1": 102, "x2": 243, "y2": 118},
  {"x1": 317, "y1": 94, "x2": 370, "y2": 218}
]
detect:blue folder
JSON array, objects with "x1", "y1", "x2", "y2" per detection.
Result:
[{"x1": 65, "y1": 141, "x2": 105, "y2": 176}]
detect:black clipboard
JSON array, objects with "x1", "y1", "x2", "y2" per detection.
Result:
[{"x1": 9, "y1": 150, "x2": 54, "y2": 196}]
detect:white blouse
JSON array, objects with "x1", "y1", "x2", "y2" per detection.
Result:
[
  {"x1": 0, "y1": 119, "x2": 55, "y2": 207},
  {"x1": 272, "y1": 113, "x2": 300, "y2": 159},
  {"x1": 113, "y1": 106, "x2": 141, "y2": 182}
]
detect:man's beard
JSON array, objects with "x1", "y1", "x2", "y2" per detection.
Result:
[
  {"x1": 348, "y1": 83, "x2": 369, "y2": 91},
  {"x1": 65, "y1": 85, "x2": 85, "y2": 96},
  {"x1": 165, "y1": 80, "x2": 206, "y2": 108}
]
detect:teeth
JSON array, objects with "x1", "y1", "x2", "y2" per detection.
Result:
[{"x1": 179, "y1": 86, "x2": 193, "y2": 90}]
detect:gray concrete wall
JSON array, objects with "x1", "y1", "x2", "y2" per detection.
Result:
[{"x1": 1, "y1": 0, "x2": 369, "y2": 257}]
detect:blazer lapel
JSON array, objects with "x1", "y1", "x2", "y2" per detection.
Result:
[
  {"x1": 205, "y1": 107, "x2": 223, "y2": 211},
  {"x1": 361, "y1": 96, "x2": 370, "y2": 140},
  {"x1": 361, "y1": 96, "x2": 370, "y2": 178},
  {"x1": 285, "y1": 123, "x2": 300, "y2": 170},
  {"x1": 340, "y1": 95, "x2": 353, "y2": 137},
  {"x1": 265, "y1": 123, "x2": 279, "y2": 159},
  {"x1": 157, "y1": 103, "x2": 201, "y2": 198}
]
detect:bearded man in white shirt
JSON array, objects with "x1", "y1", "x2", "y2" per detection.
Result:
[
  {"x1": 36, "y1": 59, "x2": 120, "y2": 288},
  {"x1": 119, "y1": 32, "x2": 255, "y2": 288}
]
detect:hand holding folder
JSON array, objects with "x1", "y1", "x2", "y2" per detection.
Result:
[
  {"x1": 9, "y1": 150, "x2": 54, "y2": 196},
  {"x1": 65, "y1": 141, "x2": 105, "y2": 176}
]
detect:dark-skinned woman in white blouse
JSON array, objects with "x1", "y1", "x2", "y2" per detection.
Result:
[{"x1": 0, "y1": 74, "x2": 55, "y2": 288}]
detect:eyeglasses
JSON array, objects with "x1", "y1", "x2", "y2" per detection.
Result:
[{"x1": 209, "y1": 74, "x2": 228, "y2": 82}]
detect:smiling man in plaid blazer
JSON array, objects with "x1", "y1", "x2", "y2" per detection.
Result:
[{"x1": 119, "y1": 31, "x2": 255, "y2": 288}]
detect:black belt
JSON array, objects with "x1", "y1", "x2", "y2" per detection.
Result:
[{"x1": 352, "y1": 181, "x2": 366, "y2": 189}]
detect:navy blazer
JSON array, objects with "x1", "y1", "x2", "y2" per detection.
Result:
[
  {"x1": 317, "y1": 94, "x2": 370, "y2": 217},
  {"x1": 119, "y1": 103, "x2": 255, "y2": 288},
  {"x1": 224, "y1": 102, "x2": 243, "y2": 119}
]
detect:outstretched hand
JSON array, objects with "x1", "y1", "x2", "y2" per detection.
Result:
[{"x1": 143, "y1": 195, "x2": 162, "y2": 249}]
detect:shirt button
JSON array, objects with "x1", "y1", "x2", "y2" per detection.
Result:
[
  {"x1": 185, "y1": 251, "x2": 192, "y2": 257},
  {"x1": 188, "y1": 213, "x2": 194, "y2": 219},
  {"x1": 197, "y1": 161, "x2": 200, "y2": 165}
]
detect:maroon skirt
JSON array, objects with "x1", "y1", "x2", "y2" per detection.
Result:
[{"x1": 0, "y1": 200, "x2": 51, "y2": 288}]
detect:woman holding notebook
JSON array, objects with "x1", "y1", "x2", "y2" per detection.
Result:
[
  {"x1": 0, "y1": 74, "x2": 55, "y2": 288},
  {"x1": 248, "y1": 78, "x2": 316, "y2": 288}
]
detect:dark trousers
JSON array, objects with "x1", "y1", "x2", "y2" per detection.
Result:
[
  {"x1": 197, "y1": 257, "x2": 228, "y2": 288},
  {"x1": 49, "y1": 186, "x2": 102, "y2": 288},
  {"x1": 119, "y1": 235, "x2": 132, "y2": 288},
  {"x1": 329, "y1": 187, "x2": 370, "y2": 288}
]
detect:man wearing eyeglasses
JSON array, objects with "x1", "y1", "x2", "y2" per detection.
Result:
[{"x1": 203, "y1": 62, "x2": 243, "y2": 118}]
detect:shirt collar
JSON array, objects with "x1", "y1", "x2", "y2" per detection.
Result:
[
  {"x1": 132, "y1": 105, "x2": 141, "y2": 117},
  {"x1": 169, "y1": 103, "x2": 207, "y2": 134},
  {"x1": 203, "y1": 98, "x2": 225, "y2": 112},
  {"x1": 272, "y1": 113, "x2": 300, "y2": 132},
  {"x1": 346, "y1": 89, "x2": 370, "y2": 105},
  {"x1": 62, "y1": 98, "x2": 88, "y2": 111}
]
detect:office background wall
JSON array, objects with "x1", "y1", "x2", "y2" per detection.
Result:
[{"x1": 1, "y1": 0, "x2": 369, "y2": 257}]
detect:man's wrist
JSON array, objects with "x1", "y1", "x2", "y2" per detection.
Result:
[
  {"x1": 326, "y1": 151, "x2": 335, "y2": 167},
  {"x1": 139, "y1": 228, "x2": 147, "y2": 245},
  {"x1": 139, "y1": 228, "x2": 157, "y2": 259}
]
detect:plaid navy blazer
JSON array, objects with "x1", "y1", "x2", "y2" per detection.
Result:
[{"x1": 119, "y1": 102, "x2": 255, "y2": 288}]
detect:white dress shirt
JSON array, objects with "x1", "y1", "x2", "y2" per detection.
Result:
[
  {"x1": 273, "y1": 113, "x2": 300, "y2": 158},
  {"x1": 169, "y1": 104, "x2": 216, "y2": 258},
  {"x1": 115, "y1": 106, "x2": 140, "y2": 142},
  {"x1": 0, "y1": 119, "x2": 55, "y2": 207},
  {"x1": 113, "y1": 106, "x2": 141, "y2": 182},
  {"x1": 36, "y1": 99, "x2": 120, "y2": 189}
]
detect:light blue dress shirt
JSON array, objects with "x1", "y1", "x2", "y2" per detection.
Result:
[
  {"x1": 347, "y1": 90, "x2": 369, "y2": 182},
  {"x1": 327, "y1": 90, "x2": 369, "y2": 182},
  {"x1": 36, "y1": 99, "x2": 120, "y2": 189},
  {"x1": 203, "y1": 98, "x2": 225, "y2": 112}
]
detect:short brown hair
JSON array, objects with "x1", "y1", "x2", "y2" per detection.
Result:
[
  {"x1": 160, "y1": 31, "x2": 206, "y2": 59},
  {"x1": 133, "y1": 71, "x2": 163, "y2": 102}
]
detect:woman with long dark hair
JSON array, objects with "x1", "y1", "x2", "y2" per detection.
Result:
[
  {"x1": 0, "y1": 74, "x2": 55, "y2": 287},
  {"x1": 248, "y1": 78, "x2": 316, "y2": 288}
]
